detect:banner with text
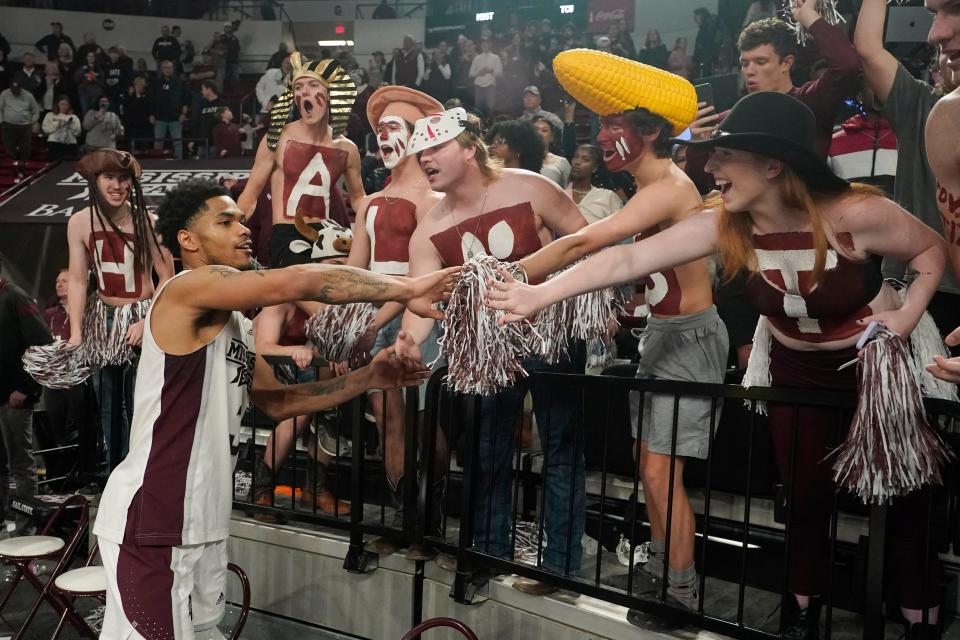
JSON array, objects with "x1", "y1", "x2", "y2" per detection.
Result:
[
  {"x1": 0, "y1": 159, "x2": 251, "y2": 224},
  {"x1": 587, "y1": 0, "x2": 634, "y2": 34}
]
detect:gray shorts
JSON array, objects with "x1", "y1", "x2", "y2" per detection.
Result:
[{"x1": 629, "y1": 305, "x2": 728, "y2": 460}]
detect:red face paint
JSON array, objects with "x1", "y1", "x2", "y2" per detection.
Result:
[{"x1": 597, "y1": 114, "x2": 644, "y2": 172}]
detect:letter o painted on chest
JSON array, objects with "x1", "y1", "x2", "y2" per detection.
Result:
[{"x1": 487, "y1": 220, "x2": 516, "y2": 259}]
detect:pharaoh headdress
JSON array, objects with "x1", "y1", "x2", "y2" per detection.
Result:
[{"x1": 266, "y1": 52, "x2": 357, "y2": 150}]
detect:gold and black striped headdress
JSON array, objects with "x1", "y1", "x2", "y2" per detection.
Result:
[{"x1": 266, "y1": 52, "x2": 357, "y2": 150}]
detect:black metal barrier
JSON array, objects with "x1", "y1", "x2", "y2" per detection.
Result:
[
  {"x1": 232, "y1": 361, "x2": 960, "y2": 639},
  {"x1": 233, "y1": 355, "x2": 424, "y2": 575}
]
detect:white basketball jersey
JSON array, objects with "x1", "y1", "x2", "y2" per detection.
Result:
[{"x1": 93, "y1": 271, "x2": 254, "y2": 546}]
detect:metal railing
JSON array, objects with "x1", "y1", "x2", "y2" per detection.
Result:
[{"x1": 232, "y1": 360, "x2": 960, "y2": 638}]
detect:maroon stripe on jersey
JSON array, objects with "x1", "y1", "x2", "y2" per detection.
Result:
[
  {"x1": 116, "y1": 540, "x2": 176, "y2": 639},
  {"x1": 135, "y1": 347, "x2": 208, "y2": 546}
]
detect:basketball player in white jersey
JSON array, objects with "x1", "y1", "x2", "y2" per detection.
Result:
[{"x1": 93, "y1": 179, "x2": 457, "y2": 640}]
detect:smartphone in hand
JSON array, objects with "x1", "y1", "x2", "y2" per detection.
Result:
[{"x1": 695, "y1": 82, "x2": 715, "y2": 110}]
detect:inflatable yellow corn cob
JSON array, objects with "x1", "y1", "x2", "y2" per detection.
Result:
[{"x1": 553, "y1": 49, "x2": 698, "y2": 135}]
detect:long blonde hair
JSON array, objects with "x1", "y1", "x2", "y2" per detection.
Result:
[
  {"x1": 454, "y1": 113, "x2": 502, "y2": 181},
  {"x1": 716, "y1": 166, "x2": 883, "y2": 286}
]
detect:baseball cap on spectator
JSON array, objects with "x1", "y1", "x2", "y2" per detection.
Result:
[
  {"x1": 596, "y1": 36, "x2": 612, "y2": 47},
  {"x1": 51, "y1": 21, "x2": 63, "y2": 27},
  {"x1": 523, "y1": 86, "x2": 540, "y2": 97}
]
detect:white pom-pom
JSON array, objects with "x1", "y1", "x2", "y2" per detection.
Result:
[
  {"x1": 438, "y1": 254, "x2": 531, "y2": 395},
  {"x1": 305, "y1": 303, "x2": 377, "y2": 362},
  {"x1": 23, "y1": 340, "x2": 91, "y2": 388},
  {"x1": 830, "y1": 330, "x2": 953, "y2": 504},
  {"x1": 781, "y1": 0, "x2": 846, "y2": 45}
]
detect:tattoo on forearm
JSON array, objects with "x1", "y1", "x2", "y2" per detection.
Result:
[
  {"x1": 306, "y1": 375, "x2": 348, "y2": 396},
  {"x1": 316, "y1": 269, "x2": 393, "y2": 304},
  {"x1": 937, "y1": 182, "x2": 960, "y2": 247}
]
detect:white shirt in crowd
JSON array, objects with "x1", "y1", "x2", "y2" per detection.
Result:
[
  {"x1": 42, "y1": 112, "x2": 81, "y2": 144},
  {"x1": 469, "y1": 52, "x2": 502, "y2": 88},
  {"x1": 566, "y1": 185, "x2": 624, "y2": 225},
  {"x1": 540, "y1": 153, "x2": 571, "y2": 187},
  {"x1": 256, "y1": 68, "x2": 288, "y2": 113}
]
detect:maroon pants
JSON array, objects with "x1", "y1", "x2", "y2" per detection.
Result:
[{"x1": 768, "y1": 340, "x2": 940, "y2": 609}]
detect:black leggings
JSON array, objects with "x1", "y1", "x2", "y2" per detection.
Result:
[{"x1": 767, "y1": 340, "x2": 940, "y2": 609}]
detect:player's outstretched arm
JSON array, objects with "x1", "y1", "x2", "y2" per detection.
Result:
[
  {"x1": 250, "y1": 347, "x2": 429, "y2": 421},
  {"x1": 171, "y1": 263, "x2": 459, "y2": 317}
]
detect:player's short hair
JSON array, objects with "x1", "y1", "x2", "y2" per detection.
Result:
[{"x1": 155, "y1": 179, "x2": 230, "y2": 258}]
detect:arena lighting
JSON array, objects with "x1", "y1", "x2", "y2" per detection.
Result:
[
  {"x1": 560, "y1": 4, "x2": 574, "y2": 13},
  {"x1": 317, "y1": 40, "x2": 355, "y2": 46},
  {"x1": 476, "y1": 11, "x2": 494, "y2": 21}
]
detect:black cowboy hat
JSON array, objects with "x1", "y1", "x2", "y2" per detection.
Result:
[{"x1": 673, "y1": 91, "x2": 848, "y2": 191}]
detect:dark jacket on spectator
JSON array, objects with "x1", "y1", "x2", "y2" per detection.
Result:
[
  {"x1": 693, "y1": 14, "x2": 723, "y2": 76},
  {"x1": 103, "y1": 60, "x2": 130, "y2": 101},
  {"x1": 73, "y1": 63, "x2": 106, "y2": 110},
  {"x1": 13, "y1": 65, "x2": 45, "y2": 102},
  {"x1": 195, "y1": 95, "x2": 227, "y2": 143},
  {"x1": 36, "y1": 33, "x2": 75, "y2": 60},
  {"x1": 0, "y1": 277, "x2": 52, "y2": 406},
  {"x1": 0, "y1": 57, "x2": 9, "y2": 93},
  {"x1": 393, "y1": 49, "x2": 420, "y2": 87},
  {"x1": 222, "y1": 33, "x2": 241, "y2": 64},
  {"x1": 151, "y1": 74, "x2": 189, "y2": 121},
  {"x1": 152, "y1": 36, "x2": 181, "y2": 65},
  {"x1": 638, "y1": 44, "x2": 670, "y2": 71},
  {"x1": 267, "y1": 49, "x2": 288, "y2": 70},
  {"x1": 77, "y1": 43, "x2": 106, "y2": 67},
  {"x1": 121, "y1": 90, "x2": 153, "y2": 141}
]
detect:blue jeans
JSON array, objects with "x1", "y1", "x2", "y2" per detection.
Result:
[
  {"x1": 471, "y1": 345, "x2": 586, "y2": 576},
  {"x1": 92, "y1": 365, "x2": 135, "y2": 470},
  {"x1": 154, "y1": 119, "x2": 183, "y2": 159}
]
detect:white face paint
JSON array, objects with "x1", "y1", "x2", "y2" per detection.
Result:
[
  {"x1": 378, "y1": 115, "x2": 410, "y2": 170},
  {"x1": 615, "y1": 135, "x2": 630, "y2": 160}
]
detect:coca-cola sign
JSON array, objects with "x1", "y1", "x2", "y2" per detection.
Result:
[{"x1": 587, "y1": 0, "x2": 635, "y2": 33}]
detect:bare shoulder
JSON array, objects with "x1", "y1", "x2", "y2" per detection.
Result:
[
  {"x1": 930, "y1": 88, "x2": 960, "y2": 121},
  {"x1": 67, "y1": 206, "x2": 91, "y2": 227},
  {"x1": 66, "y1": 207, "x2": 91, "y2": 237},
  {"x1": 635, "y1": 169, "x2": 702, "y2": 217},
  {"x1": 927, "y1": 89, "x2": 960, "y2": 178},
  {"x1": 503, "y1": 167, "x2": 553, "y2": 191},
  {"x1": 418, "y1": 197, "x2": 447, "y2": 231},
  {"x1": 332, "y1": 135, "x2": 359, "y2": 153},
  {"x1": 412, "y1": 187, "x2": 443, "y2": 218},
  {"x1": 829, "y1": 191, "x2": 902, "y2": 230}
]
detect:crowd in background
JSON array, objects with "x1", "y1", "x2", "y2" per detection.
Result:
[
  {"x1": 0, "y1": 19, "x2": 251, "y2": 167},
  {"x1": 0, "y1": 3, "x2": 939, "y2": 203}
]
